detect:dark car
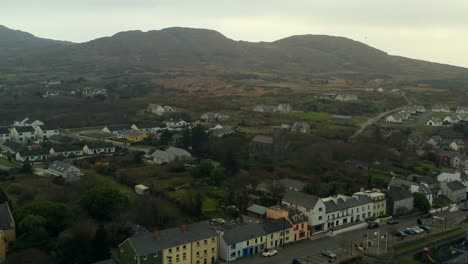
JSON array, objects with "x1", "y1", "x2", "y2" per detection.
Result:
[
  {"x1": 368, "y1": 222, "x2": 379, "y2": 229},
  {"x1": 422, "y1": 213, "x2": 433, "y2": 218},
  {"x1": 394, "y1": 230, "x2": 407, "y2": 239},
  {"x1": 292, "y1": 258, "x2": 305, "y2": 264},
  {"x1": 321, "y1": 250, "x2": 338, "y2": 259},
  {"x1": 387, "y1": 219, "x2": 399, "y2": 225},
  {"x1": 404, "y1": 228, "x2": 417, "y2": 235},
  {"x1": 461, "y1": 206, "x2": 468, "y2": 211}
]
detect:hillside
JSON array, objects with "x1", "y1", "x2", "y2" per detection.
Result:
[{"x1": 0, "y1": 25, "x2": 467, "y2": 81}]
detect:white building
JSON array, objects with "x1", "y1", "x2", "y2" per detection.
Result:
[
  {"x1": 83, "y1": 142, "x2": 115, "y2": 155},
  {"x1": 48, "y1": 161, "x2": 82, "y2": 182},
  {"x1": 322, "y1": 195, "x2": 374, "y2": 230},
  {"x1": 151, "y1": 149, "x2": 176, "y2": 164},
  {"x1": 282, "y1": 191, "x2": 326, "y2": 234},
  {"x1": 0, "y1": 127, "x2": 11, "y2": 143},
  {"x1": 449, "y1": 140, "x2": 464, "y2": 152},
  {"x1": 135, "y1": 184, "x2": 150, "y2": 195},
  {"x1": 16, "y1": 149, "x2": 49, "y2": 163},
  {"x1": 426, "y1": 117, "x2": 442, "y2": 127},
  {"x1": 35, "y1": 125, "x2": 59, "y2": 141},
  {"x1": 10, "y1": 126, "x2": 36, "y2": 144},
  {"x1": 49, "y1": 145, "x2": 84, "y2": 157}
]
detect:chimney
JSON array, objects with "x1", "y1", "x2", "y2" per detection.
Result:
[
  {"x1": 181, "y1": 224, "x2": 187, "y2": 233},
  {"x1": 154, "y1": 229, "x2": 160, "y2": 240}
]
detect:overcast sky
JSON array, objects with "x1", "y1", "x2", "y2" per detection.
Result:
[{"x1": 2, "y1": 0, "x2": 468, "y2": 68}]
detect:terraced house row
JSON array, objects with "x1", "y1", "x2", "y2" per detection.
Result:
[{"x1": 118, "y1": 207, "x2": 311, "y2": 263}]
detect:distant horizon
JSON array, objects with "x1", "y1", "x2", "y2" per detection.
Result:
[
  {"x1": 2, "y1": 24, "x2": 468, "y2": 70},
  {"x1": 2, "y1": 1, "x2": 468, "y2": 68}
]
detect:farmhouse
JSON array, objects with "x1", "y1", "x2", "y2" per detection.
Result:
[
  {"x1": 48, "y1": 160, "x2": 82, "y2": 182},
  {"x1": 165, "y1": 147, "x2": 192, "y2": 161},
  {"x1": 201, "y1": 112, "x2": 230, "y2": 123},
  {"x1": 440, "y1": 181, "x2": 466, "y2": 203},
  {"x1": 83, "y1": 142, "x2": 115, "y2": 155},
  {"x1": 15, "y1": 149, "x2": 49, "y2": 163},
  {"x1": 449, "y1": 139, "x2": 464, "y2": 151},
  {"x1": 426, "y1": 117, "x2": 442, "y2": 127},
  {"x1": 331, "y1": 115, "x2": 354, "y2": 125},
  {"x1": 335, "y1": 94, "x2": 358, "y2": 101},
  {"x1": 49, "y1": 145, "x2": 84, "y2": 157},
  {"x1": 35, "y1": 125, "x2": 59, "y2": 141},
  {"x1": 432, "y1": 105, "x2": 451, "y2": 113}
]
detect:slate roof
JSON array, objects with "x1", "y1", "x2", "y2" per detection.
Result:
[
  {"x1": 0, "y1": 202, "x2": 14, "y2": 230},
  {"x1": 0, "y1": 127, "x2": 9, "y2": 134},
  {"x1": 263, "y1": 218, "x2": 292, "y2": 234},
  {"x1": 222, "y1": 222, "x2": 266, "y2": 245},
  {"x1": 385, "y1": 187, "x2": 413, "y2": 201},
  {"x1": 105, "y1": 125, "x2": 132, "y2": 132},
  {"x1": 49, "y1": 160, "x2": 77, "y2": 172},
  {"x1": 127, "y1": 221, "x2": 217, "y2": 256},
  {"x1": 14, "y1": 126, "x2": 35, "y2": 133},
  {"x1": 166, "y1": 147, "x2": 191, "y2": 157},
  {"x1": 251, "y1": 135, "x2": 273, "y2": 144},
  {"x1": 18, "y1": 148, "x2": 49, "y2": 157},
  {"x1": 446, "y1": 181, "x2": 466, "y2": 191},
  {"x1": 48, "y1": 135, "x2": 74, "y2": 144},
  {"x1": 420, "y1": 176, "x2": 438, "y2": 185},
  {"x1": 37, "y1": 124, "x2": 58, "y2": 131},
  {"x1": 1, "y1": 141, "x2": 23, "y2": 152},
  {"x1": 86, "y1": 142, "x2": 114, "y2": 149},
  {"x1": 282, "y1": 191, "x2": 320, "y2": 209},
  {"x1": 52, "y1": 145, "x2": 83, "y2": 152},
  {"x1": 247, "y1": 204, "x2": 267, "y2": 215},
  {"x1": 323, "y1": 195, "x2": 373, "y2": 213},
  {"x1": 151, "y1": 150, "x2": 175, "y2": 160}
]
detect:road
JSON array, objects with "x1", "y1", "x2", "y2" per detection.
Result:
[
  {"x1": 349, "y1": 106, "x2": 406, "y2": 141},
  {"x1": 232, "y1": 211, "x2": 468, "y2": 264},
  {"x1": 66, "y1": 133, "x2": 153, "y2": 154}
]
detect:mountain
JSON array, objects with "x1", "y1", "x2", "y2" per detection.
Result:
[{"x1": 0, "y1": 25, "x2": 467, "y2": 81}]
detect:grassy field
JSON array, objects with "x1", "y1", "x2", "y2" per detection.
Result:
[
  {"x1": 286, "y1": 111, "x2": 332, "y2": 121},
  {"x1": 0, "y1": 157, "x2": 20, "y2": 168}
]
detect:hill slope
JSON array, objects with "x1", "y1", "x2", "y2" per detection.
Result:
[{"x1": 0, "y1": 25, "x2": 467, "y2": 81}]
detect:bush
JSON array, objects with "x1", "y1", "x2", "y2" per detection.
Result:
[{"x1": 80, "y1": 187, "x2": 129, "y2": 221}]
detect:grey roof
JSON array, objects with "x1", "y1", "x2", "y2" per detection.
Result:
[
  {"x1": 37, "y1": 125, "x2": 58, "y2": 131},
  {"x1": 263, "y1": 218, "x2": 292, "y2": 234},
  {"x1": 282, "y1": 191, "x2": 320, "y2": 209},
  {"x1": 251, "y1": 135, "x2": 273, "y2": 144},
  {"x1": 446, "y1": 181, "x2": 466, "y2": 191},
  {"x1": 49, "y1": 135, "x2": 74, "y2": 144},
  {"x1": 105, "y1": 125, "x2": 132, "y2": 132},
  {"x1": 0, "y1": 202, "x2": 14, "y2": 230},
  {"x1": 127, "y1": 221, "x2": 217, "y2": 256},
  {"x1": 134, "y1": 124, "x2": 158, "y2": 129},
  {"x1": 420, "y1": 176, "x2": 438, "y2": 185},
  {"x1": 247, "y1": 204, "x2": 267, "y2": 215},
  {"x1": 151, "y1": 149, "x2": 175, "y2": 160},
  {"x1": 324, "y1": 196, "x2": 373, "y2": 213},
  {"x1": 86, "y1": 142, "x2": 114, "y2": 149},
  {"x1": 18, "y1": 148, "x2": 49, "y2": 157},
  {"x1": 166, "y1": 147, "x2": 191, "y2": 157},
  {"x1": 49, "y1": 160, "x2": 77, "y2": 172},
  {"x1": 52, "y1": 145, "x2": 83, "y2": 152},
  {"x1": 222, "y1": 222, "x2": 266, "y2": 245},
  {"x1": 1, "y1": 141, "x2": 23, "y2": 151},
  {"x1": 385, "y1": 187, "x2": 413, "y2": 201},
  {"x1": 0, "y1": 127, "x2": 9, "y2": 134},
  {"x1": 14, "y1": 126, "x2": 35, "y2": 133}
]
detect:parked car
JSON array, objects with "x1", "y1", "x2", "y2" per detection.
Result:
[
  {"x1": 387, "y1": 219, "x2": 399, "y2": 225},
  {"x1": 461, "y1": 206, "x2": 468, "y2": 211},
  {"x1": 291, "y1": 259, "x2": 305, "y2": 264},
  {"x1": 419, "y1": 225, "x2": 432, "y2": 232},
  {"x1": 262, "y1": 250, "x2": 278, "y2": 257},
  {"x1": 422, "y1": 213, "x2": 433, "y2": 218},
  {"x1": 404, "y1": 228, "x2": 417, "y2": 235},
  {"x1": 394, "y1": 230, "x2": 407, "y2": 239},
  {"x1": 412, "y1": 226, "x2": 425, "y2": 234},
  {"x1": 321, "y1": 250, "x2": 337, "y2": 259},
  {"x1": 368, "y1": 222, "x2": 379, "y2": 229}
]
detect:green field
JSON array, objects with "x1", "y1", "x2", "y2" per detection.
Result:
[
  {"x1": 0, "y1": 157, "x2": 20, "y2": 168},
  {"x1": 286, "y1": 111, "x2": 332, "y2": 121}
]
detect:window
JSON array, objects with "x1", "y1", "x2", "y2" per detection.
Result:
[
  {"x1": 183, "y1": 245, "x2": 187, "y2": 250},
  {"x1": 260, "y1": 237, "x2": 263, "y2": 242},
  {"x1": 255, "y1": 238, "x2": 257, "y2": 243},
  {"x1": 230, "y1": 245, "x2": 236, "y2": 250},
  {"x1": 286, "y1": 230, "x2": 290, "y2": 234},
  {"x1": 197, "y1": 241, "x2": 200, "y2": 246},
  {"x1": 183, "y1": 253, "x2": 186, "y2": 260},
  {"x1": 204, "y1": 250, "x2": 207, "y2": 255},
  {"x1": 247, "y1": 241, "x2": 250, "y2": 246},
  {"x1": 212, "y1": 237, "x2": 215, "y2": 242},
  {"x1": 204, "y1": 239, "x2": 208, "y2": 244},
  {"x1": 319, "y1": 207, "x2": 323, "y2": 212},
  {"x1": 176, "y1": 247, "x2": 180, "y2": 251},
  {"x1": 230, "y1": 252, "x2": 236, "y2": 257},
  {"x1": 169, "y1": 249, "x2": 173, "y2": 253},
  {"x1": 270, "y1": 234, "x2": 273, "y2": 239},
  {"x1": 197, "y1": 252, "x2": 200, "y2": 257},
  {"x1": 143, "y1": 256, "x2": 147, "y2": 260},
  {"x1": 319, "y1": 216, "x2": 323, "y2": 220},
  {"x1": 212, "y1": 247, "x2": 215, "y2": 252}
]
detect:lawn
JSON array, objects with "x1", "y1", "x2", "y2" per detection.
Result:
[
  {"x1": 0, "y1": 157, "x2": 20, "y2": 168},
  {"x1": 286, "y1": 111, "x2": 331, "y2": 122},
  {"x1": 202, "y1": 198, "x2": 219, "y2": 212}
]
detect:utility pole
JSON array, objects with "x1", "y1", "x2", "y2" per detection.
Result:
[
  {"x1": 385, "y1": 232, "x2": 388, "y2": 253},
  {"x1": 377, "y1": 230, "x2": 380, "y2": 256}
]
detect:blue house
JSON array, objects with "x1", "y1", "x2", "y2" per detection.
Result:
[{"x1": 219, "y1": 222, "x2": 267, "y2": 261}]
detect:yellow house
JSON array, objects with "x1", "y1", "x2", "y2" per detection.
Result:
[
  {"x1": 263, "y1": 218, "x2": 294, "y2": 249},
  {"x1": 0, "y1": 202, "x2": 16, "y2": 263},
  {"x1": 354, "y1": 189, "x2": 387, "y2": 217},
  {"x1": 118, "y1": 221, "x2": 218, "y2": 264},
  {"x1": 117, "y1": 130, "x2": 149, "y2": 142}
]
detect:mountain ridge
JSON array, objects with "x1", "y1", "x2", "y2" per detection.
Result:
[{"x1": 0, "y1": 25, "x2": 467, "y2": 81}]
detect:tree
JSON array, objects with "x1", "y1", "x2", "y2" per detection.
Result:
[
  {"x1": 90, "y1": 226, "x2": 111, "y2": 262},
  {"x1": 80, "y1": 187, "x2": 129, "y2": 221},
  {"x1": 189, "y1": 161, "x2": 213, "y2": 179},
  {"x1": 160, "y1": 130, "x2": 172, "y2": 146},
  {"x1": 209, "y1": 167, "x2": 226, "y2": 186},
  {"x1": 413, "y1": 193, "x2": 431, "y2": 213}
]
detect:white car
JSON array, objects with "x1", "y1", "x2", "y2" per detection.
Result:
[
  {"x1": 412, "y1": 226, "x2": 424, "y2": 234},
  {"x1": 262, "y1": 250, "x2": 278, "y2": 257}
]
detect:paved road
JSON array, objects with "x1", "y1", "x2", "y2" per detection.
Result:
[
  {"x1": 349, "y1": 106, "x2": 406, "y2": 141},
  {"x1": 232, "y1": 211, "x2": 468, "y2": 264},
  {"x1": 0, "y1": 164, "x2": 12, "y2": 171}
]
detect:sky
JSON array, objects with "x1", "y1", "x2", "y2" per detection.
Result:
[{"x1": 2, "y1": 0, "x2": 468, "y2": 68}]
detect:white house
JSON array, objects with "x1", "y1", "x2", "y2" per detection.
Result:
[
  {"x1": 131, "y1": 124, "x2": 160, "y2": 133},
  {"x1": 449, "y1": 140, "x2": 464, "y2": 151},
  {"x1": 10, "y1": 126, "x2": 36, "y2": 143},
  {"x1": 48, "y1": 160, "x2": 82, "y2": 182},
  {"x1": 451, "y1": 155, "x2": 465, "y2": 168},
  {"x1": 432, "y1": 105, "x2": 451, "y2": 113},
  {"x1": 440, "y1": 181, "x2": 466, "y2": 203},
  {"x1": 164, "y1": 120, "x2": 189, "y2": 130},
  {"x1": 16, "y1": 149, "x2": 49, "y2": 163},
  {"x1": 102, "y1": 125, "x2": 132, "y2": 134},
  {"x1": 426, "y1": 117, "x2": 442, "y2": 127},
  {"x1": 377, "y1": 88, "x2": 385, "y2": 93},
  {"x1": 443, "y1": 115, "x2": 459, "y2": 124},
  {"x1": 0, "y1": 127, "x2": 11, "y2": 143},
  {"x1": 389, "y1": 177, "x2": 434, "y2": 206},
  {"x1": 437, "y1": 171, "x2": 468, "y2": 194},
  {"x1": 165, "y1": 147, "x2": 192, "y2": 161},
  {"x1": 35, "y1": 125, "x2": 59, "y2": 141},
  {"x1": 456, "y1": 107, "x2": 468, "y2": 114},
  {"x1": 335, "y1": 94, "x2": 358, "y2": 101},
  {"x1": 426, "y1": 136, "x2": 443, "y2": 147},
  {"x1": 147, "y1": 104, "x2": 165, "y2": 114},
  {"x1": 83, "y1": 142, "x2": 115, "y2": 155},
  {"x1": 322, "y1": 195, "x2": 374, "y2": 230},
  {"x1": 151, "y1": 149, "x2": 176, "y2": 164},
  {"x1": 282, "y1": 191, "x2": 326, "y2": 234},
  {"x1": 386, "y1": 114, "x2": 403, "y2": 123},
  {"x1": 13, "y1": 118, "x2": 44, "y2": 128},
  {"x1": 49, "y1": 145, "x2": 84, "y2": 157},
  {"x1": 134, "y1": 184, "x2": 150, "y2": 195}
]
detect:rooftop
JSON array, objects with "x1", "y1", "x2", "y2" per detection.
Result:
[
  {"x1": 222, "y1": 222, "x2": 266, "y2": 245},
  {"x1": 282, "y1": 191, "x2": 320, "y2": 209},
  {"x1": 247, "y1": 204, "x2": 267, "y2": 216}
]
